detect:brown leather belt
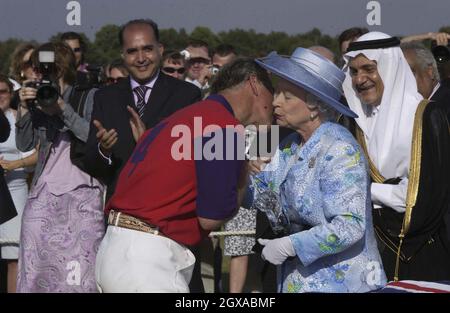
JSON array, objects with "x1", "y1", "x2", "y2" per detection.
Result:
[{"x1": 107, "y1": 210, "x2": 161, "y2": 236}]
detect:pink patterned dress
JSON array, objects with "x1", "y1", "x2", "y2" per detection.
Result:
[{"x1": 17, "y1": 132, "x2": 105, "y2": 292}]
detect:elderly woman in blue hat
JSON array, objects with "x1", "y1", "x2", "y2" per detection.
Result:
[{"x1": 249, "y1": 48, "x2": 386, "y2": 293}]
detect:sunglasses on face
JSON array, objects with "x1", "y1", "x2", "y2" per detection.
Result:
[
  {"x1": 162, "y1": 67, "x2": 186, "y2": 74},
  {"x1": 187, "y1": 57, "x2": 210, "y2": 65},
  {"x1": 72, "y1": 47, "x2": 82, "y2": 53},
  {"x1": 106, "y1": 77, "x2": 125, "y2": 84},
  {"x1": 22, "y1": 59, "x2": 33, "y2": 69}
]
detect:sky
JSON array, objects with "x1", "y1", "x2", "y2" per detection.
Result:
[{"x1": 0, "y1": 0, "x2": 449, "y2": 41}]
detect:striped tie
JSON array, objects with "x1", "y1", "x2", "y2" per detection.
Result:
[{"x1": 133, "y1": 85, "x2": 149, "y2": 117}]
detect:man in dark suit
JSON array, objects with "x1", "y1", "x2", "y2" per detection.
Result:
[
  {"x1": 0, "y1": 110, "x2": 16, "y2": 225},
  {"x1": 85, "y1": 19, "x2": 201, "y2": 200}
]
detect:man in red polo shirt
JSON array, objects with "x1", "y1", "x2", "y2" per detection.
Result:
[{"x1": 95, "y1": 58, "x2": 274, "y2": 292}]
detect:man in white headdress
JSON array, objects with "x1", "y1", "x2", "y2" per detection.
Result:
[{"x1": 342, "y1": 31, "x2": 450, "y2": 282}]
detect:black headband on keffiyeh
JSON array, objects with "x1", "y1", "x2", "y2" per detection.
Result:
[{"x1": 346, "y1": 37, "x2": 401, "y2": 52}]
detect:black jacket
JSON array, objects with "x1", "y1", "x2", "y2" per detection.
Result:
[
  {"x1": 84, "y1": 73, "x2": 201, "y2": 199},
  {"x1": 430, "y1": 84, "x2": 450, "y2": 243},
  {"x1": 431, "y1": 83, "x2": 450, "y2": 121},
  {"x1": 0, "y1": 110, "x2": 17, "y2": 224},
  {"x1": 373, "y1": 94, "x2": 450, "y2": 281}
]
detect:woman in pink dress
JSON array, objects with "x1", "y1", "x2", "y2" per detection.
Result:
[{"x1": 15, "y1": 42, "x2": 105, "y2": 292}]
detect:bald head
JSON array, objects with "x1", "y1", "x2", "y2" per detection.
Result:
[{"x1": 308, "y1": 46, "x2": 335, "y2": 64}]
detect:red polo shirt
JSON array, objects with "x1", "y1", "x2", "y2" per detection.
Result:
[{"x1": 106, "y1": 95, "x2": 245, "y2": 246}]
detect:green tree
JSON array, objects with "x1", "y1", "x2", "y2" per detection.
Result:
[
  {"x1": 265, "y1": 31, "x2": 291, "y2": 55},
  {"x1": 0, "y1": 39, "x2": 24, "y2": 75},
  {"x1": 160, "y1": 28, "x2": 189, "y2": 50},
  {"x1": 218, "y1": 29, "x2": 260, "y2": 56},
  {"x1": 178, "y1": 28, "x2": 190, "y2": 47},
  {"x1": 190, "y1": 26, "x2": 220, "y2": 48},
  {"x1": 438, "y1": 26, "x2": 450, "y2": 34},
  {"x1": 89, "y1": 24, "x2": 121, "y2": 66}
]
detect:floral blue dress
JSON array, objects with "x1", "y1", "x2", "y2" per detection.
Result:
[{"x1": 250, "y1": 122, "x2": 387, "y2": 292}]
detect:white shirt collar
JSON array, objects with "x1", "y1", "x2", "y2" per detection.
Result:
[
  {"x1": 9, "y1": 78, "x2": 21, "y2": 91},
  {"x1": 130, "y1": 70, "x2": 159, "y2": 90},
  {"x1": 428, "y1": 82, "x2": 441, "y2": 99},
  {"x1": 185, "y1": 77, "x2": 209, "y2": 90}
]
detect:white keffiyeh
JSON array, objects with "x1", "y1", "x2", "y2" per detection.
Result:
[{"x1": 342, "y1": 32, "x2": 423, "y2": 212}]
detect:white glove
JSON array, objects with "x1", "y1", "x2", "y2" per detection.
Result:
[{"x1": 258, "y1": 237, "x2": 296, "y2": 265}]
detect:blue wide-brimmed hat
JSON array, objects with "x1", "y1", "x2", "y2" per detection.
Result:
[{"x1": 255, "y1": 48, "x2": 357, "y2": 118}]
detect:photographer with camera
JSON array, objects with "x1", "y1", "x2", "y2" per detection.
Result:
[
  {"x1": 183, "y1": 40, "x2": 213, "y2": 92},
  {"x1": 15, "y1": 42, "x2": 105, "y2": 292},
  {"x1": 61, "y1": 32, "x2": 88, "y2": 73},
  {"x1": 60, "y1": 32, "x2": 106, "y2": 89}
]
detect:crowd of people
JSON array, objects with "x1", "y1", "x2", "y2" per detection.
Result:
[{"x1": 0, "y1": 19, "x2": 449, "y2": 293}]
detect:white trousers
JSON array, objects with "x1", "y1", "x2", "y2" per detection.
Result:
[{"x1": 95, "y1": 226, "x2": 195, "y2": 293}]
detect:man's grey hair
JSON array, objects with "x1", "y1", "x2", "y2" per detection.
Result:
[
  {"x1": 305, "y1": 93, "x2": 339, "y2": 122},
  {"x1": 308, "y1": 46, "x2": 336, "y2": 64},
  {"x1": 401, "y1": 42, "x2": 440, "y2": 82},
  {"x1": 210, "y1": 57, "x2": 274, "y2": 94}
]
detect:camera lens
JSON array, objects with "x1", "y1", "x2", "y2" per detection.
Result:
[
  {"x1": 210, "y1": 66, "x2": 220, "y2": 75},
  {"x1": 432, "y1": 45, "x2": 450, "y2": 63},
  {"x1": 36, "y1": 84, "x2": 59, "y2": 108}
]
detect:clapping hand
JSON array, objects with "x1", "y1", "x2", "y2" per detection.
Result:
[
  {"x1": 93, "y1": 120, "x2": 118, "y2": 155},
  {"x1": 127, "y1": 106, "x2": 146, "y2": 142},
  {"x1": 18, "y1": 80, "x2": 37, "y2": 108}
]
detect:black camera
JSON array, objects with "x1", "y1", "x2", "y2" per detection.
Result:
[
  {"x1": 85, "y1": 64, "x2": 105, "y2": 88},
  {"x1": 210, "y1": 65, "x2": 220, "y2": 76},
  {"x1": 25, "y1": 51, "x2": 60, "y2": 109},
  {"x1": 74, "y1": 65, "x2": 106, "y2": 91},
  {"x1": 431, "y1": 41, "x2": 450, "y2": 64}
]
